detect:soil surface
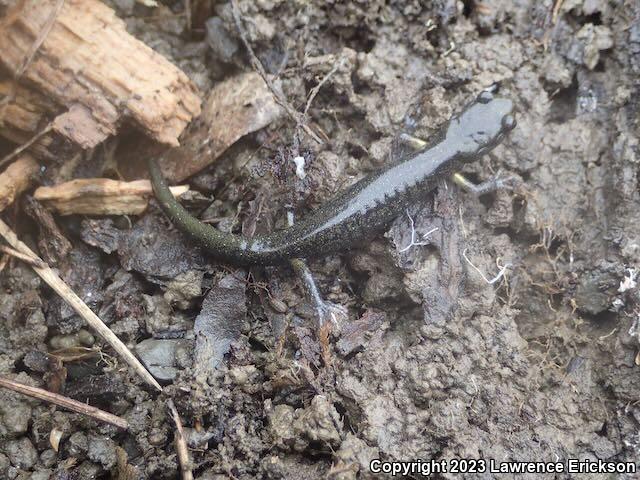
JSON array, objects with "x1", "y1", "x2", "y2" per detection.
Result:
[{"x1": 1, "y1": 0, "x2": 640, "y2": 479}]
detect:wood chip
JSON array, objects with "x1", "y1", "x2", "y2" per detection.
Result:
[
  {"x1": 0, "y1": 153, "x2": 39, "y2": 212},
  {"x1": 23, "y1": 196, "x2": 72, "y2": 265},
  {"x1": 119, "y1": 71, "x2": 283, "y2": 182},
  {"x1": 0, "y1": 0, "x2": 201, "y2": 157},
  {"x1": 34, "y1": 178, "x2": 188, "y2": 216}
]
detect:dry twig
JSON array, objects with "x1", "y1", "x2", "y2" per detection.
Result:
[
  {"x1": 0, "y1": 218, "x2": 162, "y2": 392},
  {"x1": 0, "y1": 125, "x2": 51, "y2": 171},
  {"x1": 0, "y1": 244, "x2": 46, "y2": 268},
  {"x1": 167, "y1": 399, "x2": 193, "y2": 480},
  {"x1": 0, "y1": 376, "x2": 128, "y2": 429},
  {"x1": 303, "y1": 56, "x2": 344, "y2": 117},
  {"x1": 185, "y1": 0, "x2": 191, "y2": 32},
  {"x1": 230, "y1": 0, "x2": 322, "y2": 144}
]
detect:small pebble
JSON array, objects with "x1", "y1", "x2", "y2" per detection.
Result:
[
  {"x1": 4, "y1": 437, "x2": 38, "y2": 470},
  {"x1": 148, "y1": 428, "x2": 167, "y2": 446},
  {"x1": 67, "y1": 431, "x2": 88, "y2": 457},
  {"x1": 30, "y1": 470, "x2": 52, "y2": 480},
  {"x1": 205, "y1": 17, "x2": 239, "y2": 63},
  {"x1": 49, "y1": 329, "x2": 95, "y2": 350},
  {"x1": 87, "y1": 435, "x2": 117, "y2": 470},
  {"x1": 136, "y1": 339, "x2": 192, "y2": 382},
  {"x1": 268, "y1": 297, "x2": 288, "y2": 314},
  {"x1": 2, "y1": 402, "x2": 31, "y2": 435},
  {"x1": 39, "y1": 449, "x2": 57, "y2": 468}
]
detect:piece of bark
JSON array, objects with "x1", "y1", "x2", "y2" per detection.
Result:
[
  {"x1": 34, "y1": 178, "x2": 188, "y2": 216},
  {"x1": 194, "y1": 270, "x2": 247, "y2": 381},
  {"x1": 0, "y1": 0, "x2": 201, "y2": 157},
  {"x1": 117, "y1": 212, "x2": 207, "y2": 280},
  {"x1": 119, "y1": 71, "x2": 283, "y2": 182},
  {"x1": 0, "y1": 80, "x2": 59, "y2": 160},
  {"x1": 0, "y1": 153, "x2": 39, "y2": 211},
  {"x1": 336, "y1": 310, "x2": 387, "y2": 356},
  {"x1": 23, "y1": 196, "x2": 72, "y2": 265}
]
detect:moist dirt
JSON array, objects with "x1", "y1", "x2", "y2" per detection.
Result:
[{"x1": 1, "y1": 0, "x2": 639, "y2": 479}]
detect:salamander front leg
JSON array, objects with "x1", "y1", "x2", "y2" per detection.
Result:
[
  {"x1": 451, "y1": 172, "x2": 520, "y2": 196},
  {"x1": 398, "y1": 134, "x2": 519, "y2": 195},
  {"x1": 395, "y1": 134, "x2": 520, "y2": 195}
]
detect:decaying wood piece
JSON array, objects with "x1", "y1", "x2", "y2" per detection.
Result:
[
  {"x1": 119, "y1": 71, "x2": 283, "y2": 182},
  {"x1": 163, "y1": 71, "x2": 281, "y2": 181},
  {"x1": 0, "y1": 80, "x2": 58, "y2": 161},
  {"x1": 34, "y1": 178, "x2": 189, "y2": 216},
  {"x1": 0, "y1": 0, "x2": 201, "y2": 159},
  {"x1": 0, "y1": 153, "x2": 39, "y2": 211},
  {"x1": 23, "y1": 196, "x2": 72, "y2": 265}
]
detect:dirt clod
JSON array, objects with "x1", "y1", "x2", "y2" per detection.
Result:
[{"x1": 2, "y1": 0, "x2": 640, "y2": 478}]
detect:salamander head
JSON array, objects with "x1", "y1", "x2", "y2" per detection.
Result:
[{"x1": 446, "y1": 90, "x2": 516, "y2": 158}]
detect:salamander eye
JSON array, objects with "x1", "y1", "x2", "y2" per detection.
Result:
[
  {"x1": 502, "y1": 114, "x2": 516, "y2": 130},
  {"x1": 477, "y1": 90, "x2": 493, "y2": 103}
]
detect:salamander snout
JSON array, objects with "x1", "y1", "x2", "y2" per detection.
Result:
[{"x1": 447, "y1": 91, "x2": 516, "y2": 157}]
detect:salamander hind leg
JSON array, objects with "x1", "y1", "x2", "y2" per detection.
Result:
[{"x1": 290, "y1": 259, "x2": 347, "y2": 329}]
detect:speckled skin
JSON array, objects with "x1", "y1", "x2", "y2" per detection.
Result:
[{"x1": 149, "y1": 91, "x2": 516, "y2": 266}]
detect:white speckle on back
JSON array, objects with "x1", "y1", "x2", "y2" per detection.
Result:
[{"x1": 293, "y1": 156, "x2": 306, "y2": 179}]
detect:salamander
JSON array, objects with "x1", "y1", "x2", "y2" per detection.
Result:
[{"x1": 148, "y1": 90, "x2": 516, "y2": 266}]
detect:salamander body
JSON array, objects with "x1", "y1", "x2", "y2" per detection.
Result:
[{"x1": 148, "y1": 90, "x2": 516, "y2": 266}]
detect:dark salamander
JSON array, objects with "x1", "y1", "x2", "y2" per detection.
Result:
[{"x1": 148, "y1": 90, "x2": 516, "y2": 266}]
